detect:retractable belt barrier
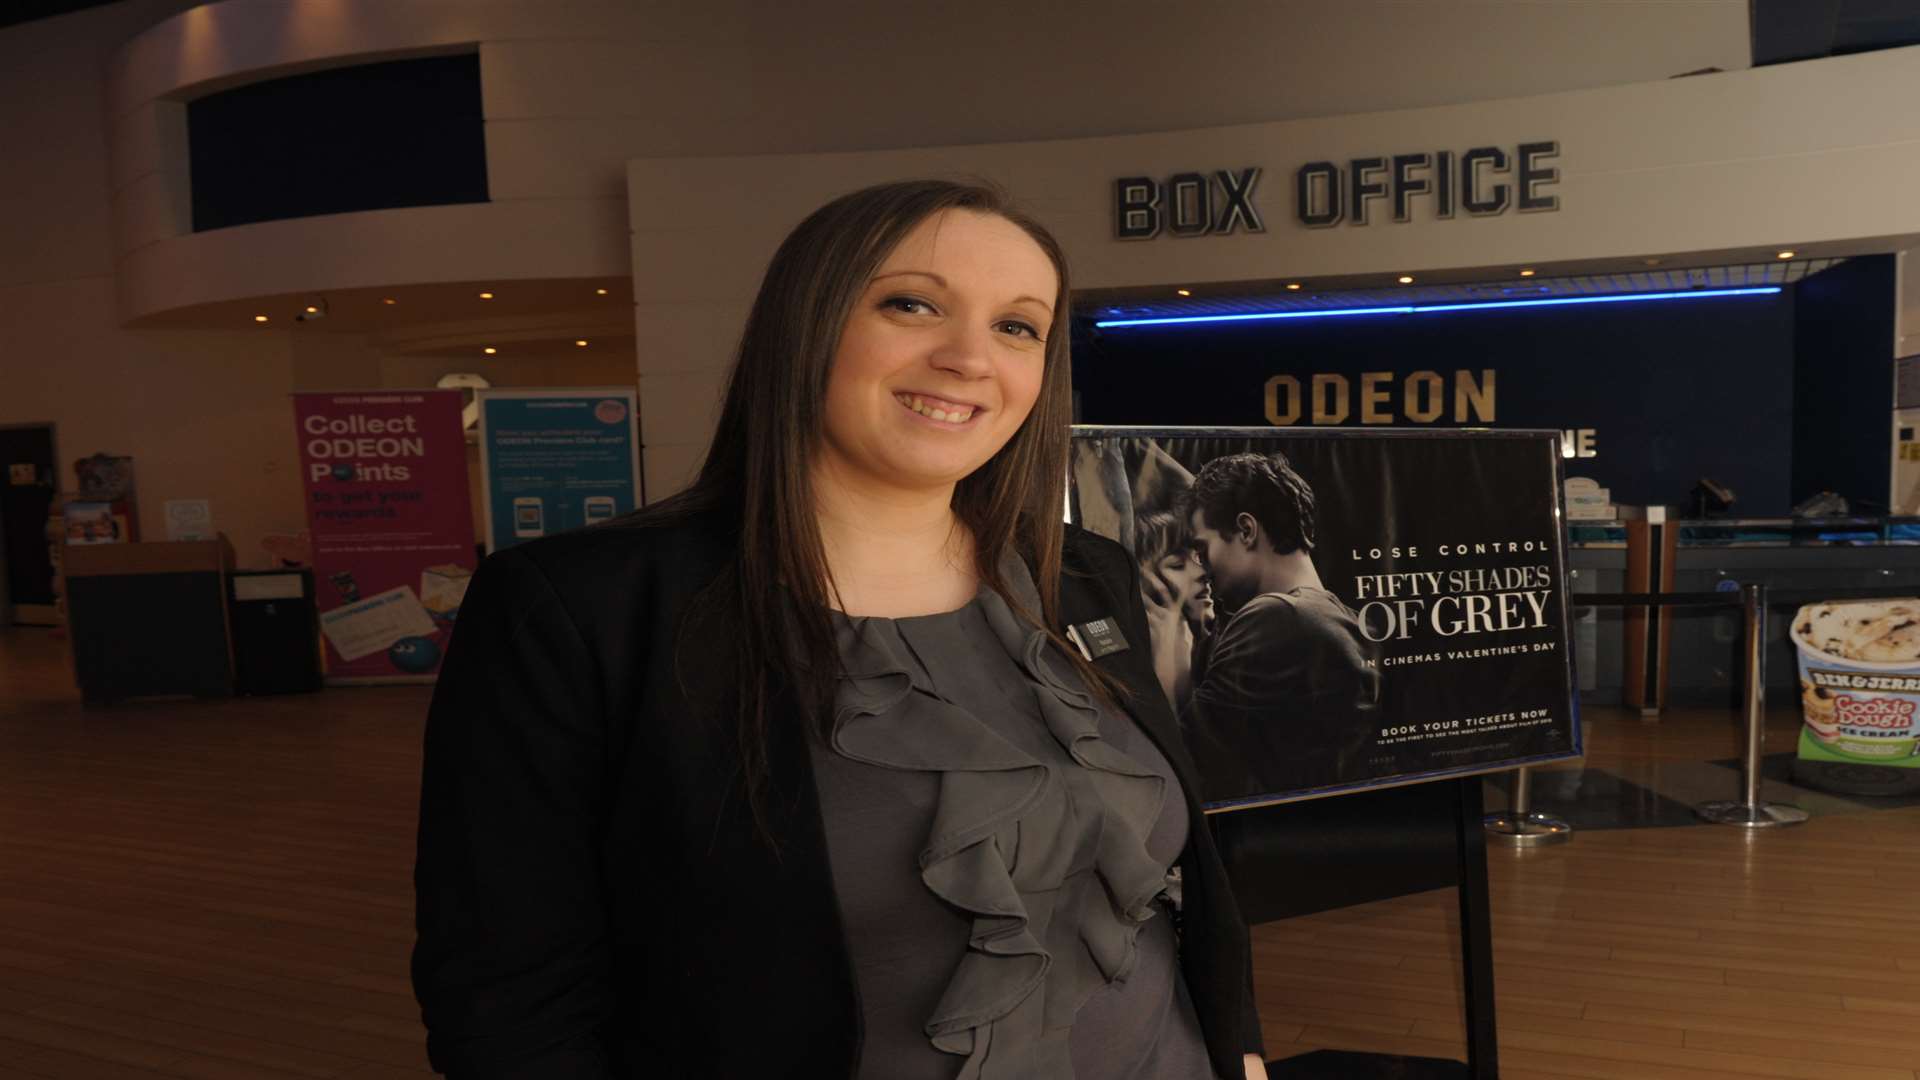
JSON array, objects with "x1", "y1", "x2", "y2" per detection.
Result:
[{"x1": 1484, "y1": 581, "x2": 1919, "y2": 839}]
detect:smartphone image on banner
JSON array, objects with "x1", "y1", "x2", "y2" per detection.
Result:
[
  {"x1": 513, "y1": 497, "x2": 546, "y2": 538},
  {"x1": 583, "y1": 496, "x2": 617, "y2": 524}
]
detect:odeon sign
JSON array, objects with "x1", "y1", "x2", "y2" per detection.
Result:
[{"x1": 1113, "y1": 140, "x2": 1560, "y2": 239}]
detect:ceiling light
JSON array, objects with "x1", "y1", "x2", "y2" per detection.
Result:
[
  {"x1": 595, "y1": 288, "x2": 609, "y2": 296},
  {"x1": 305, "y1": 305, "x2": 319, "y2": 314},
  {"x1": 478, "y1": 291, "x2": 494, "y2": 300},
  {"x1": 1397, "y1": 275, "x2": 1415, "y2": 284},
  {"x1": 253, "y1": 315, "x2": 268, "y2": 323},
  {"x1": 483, "y1": 347, "x2": 497, "y2": 355},
  {"x1": 575, "y1": 339, "x2": 589, "y2": 347},
  {"x1": 1643, "y1": 257, "x2": 1663, "y2": 267},
  {"x1": 1285, "y1": 283, "x2": 1302, "y2": 291},
  {"x1": 1176, "y1": 288, "x2": 1192, "y2": 297},
  {"x1": 382, "y1": 298, "x2": 397, "y2": 305},
  {"x1": 1776, "y1": 250, "x2": 1796, "y2": 259},
  {"x1": 1519, "y1": 269, "x2": 1536, "y2": 278},
  {"x1": 293, "y1": 297, "x2": 328, "y2": 322}
]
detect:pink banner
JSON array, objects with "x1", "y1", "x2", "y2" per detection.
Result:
[{"x1": 293, "y1": 390, "x2": 476, "y2": 682}]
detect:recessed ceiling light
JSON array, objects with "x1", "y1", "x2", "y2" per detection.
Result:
[
  {"x1": 304, "y1": 305, "x2": 319, "y2": 314},
  {"x1": 382, "y1": 298, "x2": 397, "y2": 305},
  {"x1": 575, "y1": 339, "x2": 589, "y2": 347},
  {"x1": 1519, "y1": 269, "x2": 1536, "y2": 278},
  {"x1": 595, "y1": 288, "x2": 609, "y2": 296},
  {"x1": 253, "y1": 315, "x2": 269, "y2": 323},
  {"x1": 1285, "y1": 283, "x2": 1302, "y2": 291},
  {"x1": 1776, "y1": 250, "x2": 1796, "y2": 260},
  {"x1": 1176, "y1": 288, "x2": 1192, "y2": 297},
  {"x1": 478, "y1": 291, "x2": 494, "y2": 300},
  {"x1": 1397, "y1": 275, "x2": 1415, "y2": 284},
  {"x1": 1643, "y1": 257, "x2": 1663, "y2": 267},
  {"x1": 483, "y1": 347, "x2": 497, "y2": 355}
]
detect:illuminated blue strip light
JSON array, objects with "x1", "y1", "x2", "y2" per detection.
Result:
[{"x1": 1092, "y1": 286, "x2": 1783, "y2": 328}]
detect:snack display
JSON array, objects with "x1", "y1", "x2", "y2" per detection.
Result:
[{"x1": 1791, "y1": 600, "x2": 1920, "y2": 766}]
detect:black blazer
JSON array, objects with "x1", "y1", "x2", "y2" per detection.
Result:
[{"x1": 411, "y1": 508, "x2": 1263, "y2": 1078}]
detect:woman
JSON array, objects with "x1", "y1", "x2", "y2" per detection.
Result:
[
  {"x1": 1135, "y1": 510, "x2": 1216, "y2": 712},
  {"x1": 411, "y1": 179, "x2": 1268, "y2": 1079}
]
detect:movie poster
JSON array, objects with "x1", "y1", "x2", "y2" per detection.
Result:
[{"x1": 1070, "y1": 426, "x2": 1579, "y2": 810}]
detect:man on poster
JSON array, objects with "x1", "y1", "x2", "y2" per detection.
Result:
[{"x1": 1150, "y1": 451, "x2": 1381, "y2": 800}]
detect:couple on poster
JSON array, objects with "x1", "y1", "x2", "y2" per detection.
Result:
[{"x1": 1073, "y1": 439, "x2": 1382, "y2": 805}]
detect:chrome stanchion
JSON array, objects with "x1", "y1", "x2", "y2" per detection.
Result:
[
  {"x1": 1695, "y1": 582, "x2": 1810, "y2": 828},
  {"x1": 1483, "y1": 766, "x2": 1573, "y2": 847}
]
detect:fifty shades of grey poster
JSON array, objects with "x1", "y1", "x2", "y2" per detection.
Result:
[{"x1": 1069, "y1": 427, "x2": 1580, "y2": 811}]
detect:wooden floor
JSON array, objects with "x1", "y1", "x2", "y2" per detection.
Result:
[
  {"x1": 1257, "y1": 709, "x2": 1920, "y2": 1079},
  {"x1": 4, "y1": 624, "x2": 1918, "y2": 1079}
]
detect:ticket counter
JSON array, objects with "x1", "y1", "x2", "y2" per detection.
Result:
[
  {"x1": 1569, "y1": 519, "x2": 1920, "y2": 705},
  {"x1": 62, "y1": 537, "x2": 235, "y2": 705}
]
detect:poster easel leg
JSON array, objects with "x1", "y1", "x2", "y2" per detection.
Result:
[{"x1": 1454, "y1": 778, "x2": 1500, "y2": 1078}]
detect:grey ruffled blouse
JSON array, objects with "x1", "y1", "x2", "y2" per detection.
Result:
[{"x1": 809, "y1": 553, "x2": 1219, "y2": 1079}]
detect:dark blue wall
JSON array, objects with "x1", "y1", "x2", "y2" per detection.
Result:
[
  {"x1": 1072, "y1": 258, "x2": 1894, "y2": 516},
  {"x1": 1793, "y1": 256, "x2": 1896, "y2": 511}
]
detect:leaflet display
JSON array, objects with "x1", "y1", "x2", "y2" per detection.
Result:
[
  {"x1": 477, "y1": 389, "x2": 641, "y2": 553},
  {"x1": 293, "y1": 390, "x2": 475, "y2": 683}
]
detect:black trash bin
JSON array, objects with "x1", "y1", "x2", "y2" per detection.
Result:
[{"x1": 228, "y1": 569, "x2": 321, "y2": 695}]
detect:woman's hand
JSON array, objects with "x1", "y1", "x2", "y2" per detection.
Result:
[
  {"x1": 1140, "y1": 566, "x2": 1193, "y2": 708},
  {"x1": 1243, "y1": 1052, "x2": 1270, "y2": 1079}
]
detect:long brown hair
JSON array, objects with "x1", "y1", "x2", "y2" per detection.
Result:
[{"x1": 628, "y1": 178, "x2": 1122, "y2": 840}]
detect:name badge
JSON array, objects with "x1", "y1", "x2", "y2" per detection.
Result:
[{"x1": 1066, "y1": 617, "x2": 1129, "y2": 662}]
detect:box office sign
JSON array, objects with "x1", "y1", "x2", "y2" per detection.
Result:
[
  {"x1": 1068, "y1": 426, "x2": 1579, "y2": 810},
  {"x1": 1113, "y1": 140, "x2": 1560, "y2": 239},
  {"x1": 293, "y1": 390, "x2": 476, "y2": 683}
]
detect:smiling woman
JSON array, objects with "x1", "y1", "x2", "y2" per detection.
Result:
[
  {"x1": 411, "y1": 179, "x2": 1270, "y2": 1080},
  {"x1": 815, "y1": 209, "x2": 1057, "y2": 615}
]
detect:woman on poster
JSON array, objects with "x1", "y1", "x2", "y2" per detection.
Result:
[
  {"x1": 1135, "y1": 509, "x2": 1218, "y2": 709},
  {"x1": 411, "y1": 179, "x2": 1269, "y2": 1079}
]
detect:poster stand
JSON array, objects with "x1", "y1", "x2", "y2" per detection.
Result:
[
  {"x1": 1066, "y1": 426, "x2": 1576, "y2": 1079},
  {"x1": 1217, "y1": 777, "x2": 1495, "y2": 1079}
]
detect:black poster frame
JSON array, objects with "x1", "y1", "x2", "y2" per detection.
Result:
[{"x1": 1069, "y1": 424, "x2": 1582, "y2": 813}]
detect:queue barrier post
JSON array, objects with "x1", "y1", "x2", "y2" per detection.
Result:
[
  {"x1": 1482, "y1": 765, "x2": 1573, "y2": 847},
  {"x1": 1693, "y1": 582, "x2": 1809, "y2": 829}
]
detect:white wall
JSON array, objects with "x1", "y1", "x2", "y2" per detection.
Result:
[
  {"x1": 104, "y1": 0, "x2": 1750, "y2": 321},
  {"x1": 0, "y1": 0, "x2": 306, "y2": 568},
  {"x1": 1900, "y1": 248, "x2": 1920, "y2": 358},
  {"x1": 0, "y1": 0, "x2": 1763, "y2": 549},
  {"x1": 1896, "y1": 250, "x2": 1919, "y2": 513},
  {"x1": 0, "y1": 1, "x2": 641, "y2": 568},
  {"x1": 626, "y1": 45, "x2": 1920, "y2": 498}
]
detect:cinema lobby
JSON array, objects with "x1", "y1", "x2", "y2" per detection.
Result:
[{"x1": 4, "y1": 2, "x2": 1920, "y2": 1078}]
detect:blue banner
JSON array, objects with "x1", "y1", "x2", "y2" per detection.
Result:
[{"x1": 476, "y1": 389, "x2": 640, "y2": 552}]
